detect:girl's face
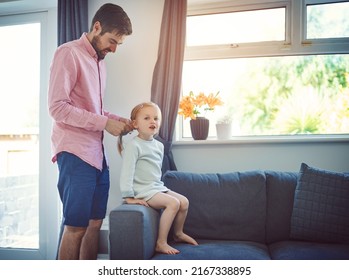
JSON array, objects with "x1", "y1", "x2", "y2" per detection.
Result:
[{"x1": 133, "y1": 106, "x2": 161, "y2": 140}]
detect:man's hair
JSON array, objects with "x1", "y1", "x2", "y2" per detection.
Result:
[{"x1": 90, "y1": 3, "x2": 132, "y2": 36}]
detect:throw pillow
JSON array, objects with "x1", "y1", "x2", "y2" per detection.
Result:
[{"x1": 290, "y1": 163, "x2": 349, "y2": 244}]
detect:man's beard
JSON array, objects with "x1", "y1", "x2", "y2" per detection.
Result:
[{"x1": 91, "y1": 35, "x2": 109, "y2": 60}]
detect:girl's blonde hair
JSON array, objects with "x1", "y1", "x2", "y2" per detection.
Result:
[{"x1": 118, "y1": 102, "x2": 161, "y2": 155}]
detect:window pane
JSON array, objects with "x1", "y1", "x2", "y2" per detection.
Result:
[
  {"x1": 307, "y1": 2, "x2": 349, "y2": 39},
  {"x1": 0, "y1": 23, "x2": 40, "y2": 249},
  {"x1": 181, "y1": 55, "x2": 349, "y2": 138},
  {"x1": 187, "y1": 8, "x2": 285, "y2": 46}
]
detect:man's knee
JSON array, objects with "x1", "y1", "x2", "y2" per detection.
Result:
[
  {"x1": 63, "y1": 225, "x2": 87, "y2": 239},
  {"x1": 87, "y1": 219, "x2": 103, "y2": 231}
]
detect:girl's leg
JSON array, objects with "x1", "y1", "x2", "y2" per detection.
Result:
[
  {"x1": 166, "y1": 191, "x2": 198, "y2": 246},
  {"x1": 147, "y1": 192, "x2": 181, "y2": 254}
]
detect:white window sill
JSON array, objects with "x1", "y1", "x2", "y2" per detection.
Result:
[{"x1": 173, "y1": 134, "x2": 349, "y2": 146}]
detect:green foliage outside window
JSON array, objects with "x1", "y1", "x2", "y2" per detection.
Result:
[{"x1": 234, "y1": 55, "x2": 349, "y2": 135}]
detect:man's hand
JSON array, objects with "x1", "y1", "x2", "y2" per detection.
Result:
[
  {"x1": 119, "y1": 117, "x2": 134, "y2": 134},
  {"x1": 105, "y1": 119, "x2": 129, "y2": 136}
]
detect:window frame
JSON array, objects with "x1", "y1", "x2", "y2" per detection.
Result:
[
  {"x1": 177, "y1": 0, "x2": 349, "y2": 142},
  {"x1": 0, "y1": 11, "x2": 60, "y2": 260}
]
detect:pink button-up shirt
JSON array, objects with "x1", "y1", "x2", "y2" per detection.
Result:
[{"x1": 48, "y1": 34, "x2": 120, "y2": 170}]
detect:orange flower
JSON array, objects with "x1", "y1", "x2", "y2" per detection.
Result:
[
  {"x1": 178, "y1": 95, "x2": 196, "y2": 120},
  {"x1": 194, "y1": 92, "x2": 207, "y2": 107},
  {"x1": 178, "y1": 91, "x2": 223, "y2": 120},
  {"x1": 206, "y1": 92, "x2": 224, "y2": 109}
]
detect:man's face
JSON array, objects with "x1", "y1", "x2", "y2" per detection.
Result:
[{"x1": 91, "y1": 31, "x2": 126, "y2": 60}]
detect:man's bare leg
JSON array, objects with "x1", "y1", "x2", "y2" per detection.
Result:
[
  {"x1": 79, "y1": 219, "x2": 103, "y2": 260},
  {"x1": 58, "y1": 225, "x2": 86, "y2": 260}
]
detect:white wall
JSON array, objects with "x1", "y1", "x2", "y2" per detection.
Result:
[
  {"x1": 87, "y1": 0, "x2": 349, "y2": 216},
  {"x1": 172, "y1": 140, "x2": 349, "y2": 174}
]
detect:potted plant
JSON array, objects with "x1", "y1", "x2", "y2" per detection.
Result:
[
  {"x1": 178, "y1": 91, "x2": 223, "y2": 140},
  {"x1": 216, "y1": 110, "x2": 233, "y2": 140}
]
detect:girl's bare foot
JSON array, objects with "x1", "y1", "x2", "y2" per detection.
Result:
[
  {"x1": 174, "y1": 232, "x2": 198, "y2": 246},
  {"x1": 155, "y1": 242, "x2": 180, "y2": 255}
]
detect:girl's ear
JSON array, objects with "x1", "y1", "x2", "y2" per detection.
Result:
[{"x1": 132, "y1": 120, "x2": 138, "y2": 129}]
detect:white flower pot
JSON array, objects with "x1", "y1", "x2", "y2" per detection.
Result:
[{"x1": 216, "y1": 123, "x2": 232, "y2": 140}]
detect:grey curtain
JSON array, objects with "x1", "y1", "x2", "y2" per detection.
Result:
[
  {"x1": 151, "y1": 0, "x2": 187, "y2": 174},
  {"x1": 58, "y1": 0, "x2": 88, "y2": 46}
]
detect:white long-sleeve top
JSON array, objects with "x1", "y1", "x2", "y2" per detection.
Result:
[{"x1": 119, "y1": 136, "x2": 169, "y2": 201}]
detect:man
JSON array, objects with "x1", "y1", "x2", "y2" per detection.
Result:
[{"x1": 48, "y1": 4, "x2": 133, "y2": 260}]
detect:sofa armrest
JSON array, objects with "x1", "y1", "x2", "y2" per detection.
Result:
[{"x1": 109, "y1": 204, "x2": 159, "y2": 260}]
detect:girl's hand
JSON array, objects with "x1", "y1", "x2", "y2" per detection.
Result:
[{"x1": 125, "y1": 197, "x2": 149, "y2": 207}]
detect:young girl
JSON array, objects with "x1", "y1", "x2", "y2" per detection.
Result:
[{"x1": 118, "y1": 102, "x2": 198, "y2": 254}]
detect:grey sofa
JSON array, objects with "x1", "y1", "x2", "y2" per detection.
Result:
[{"x1": 109, "y1": 163, "x2": 349, "y2": 260}]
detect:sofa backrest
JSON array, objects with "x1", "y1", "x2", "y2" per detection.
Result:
[
  {"x1": 162, "y1": 170, "x2": 267, "y2": 243},
  {"x1": 265, "y1": 171, "x2": 298, "y2": 244}
]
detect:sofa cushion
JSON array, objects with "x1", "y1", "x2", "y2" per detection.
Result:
[
  {"x1": 162, "y1": 170, "x2": 267, "y2": 243},
  {"x1": 152, "y1": 239, "x2": 271, "y2": 260},
  {"x1": 269, "y1": 240, "x2": 349, "y2": 260},
  {"x1": 265, "y1": 171, "x2": 298, "y2": 244},
  {"x1": 290, "y1": 163, "x2": 349, "y2": 244}
]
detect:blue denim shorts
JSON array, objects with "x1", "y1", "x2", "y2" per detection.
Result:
[{"x1": 57, "y1": 152, "x2": 110, "y2": 227}]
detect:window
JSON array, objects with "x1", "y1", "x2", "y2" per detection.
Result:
[
  {"x1": 306, "y1": 1, "x2": 349, "y2": 39},
  {"x1": 180, "y1": 0, "x2": 349, "y2": 139},
  {"x1": 0, "y1": 11, "x2": 59, "y2": 260},
  {"x1": 0, "y1": 22, "x2": 40, "y2": 249},
  {"x1": 187, "y1": 7, "x2": 286, "y2": 46}
]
